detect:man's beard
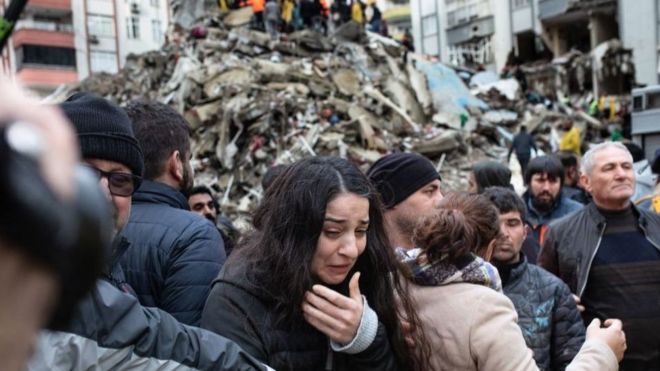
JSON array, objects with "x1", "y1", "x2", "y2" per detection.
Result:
[
  {"x1": 531, "y1": 191, "x2": 557, "y2": 213},
  {"x1": 395, "y1": 213, "x2": 418, "y2": 241}
]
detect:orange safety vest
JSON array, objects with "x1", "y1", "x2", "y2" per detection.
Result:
[{"x1": 252, "y1": 0, "x2": 265, "y2": 12}]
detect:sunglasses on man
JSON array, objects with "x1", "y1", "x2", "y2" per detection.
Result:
[{"x1": 83, "y1": 165, "x2": 142, "y2": 197}]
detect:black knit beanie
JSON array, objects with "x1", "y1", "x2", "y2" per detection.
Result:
[
  {"x1": 367, "y1": 152, "x2": 441, "y2": 209},
  {"x1": 60, "y1": 92, "x2": 144, "y2": 177}
]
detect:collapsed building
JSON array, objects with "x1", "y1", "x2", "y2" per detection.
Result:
[{"x1": 55, "y1": 5, "x2": 621, "y2": 228}]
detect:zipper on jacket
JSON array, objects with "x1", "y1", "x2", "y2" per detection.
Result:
[
  {"x1": 325, "y1": 340, "x2": 333, "y2": 370},
  {"x1": 578, "y1": 222, "x2": 606, "y2": 297}
]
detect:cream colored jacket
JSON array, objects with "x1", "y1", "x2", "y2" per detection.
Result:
[{"x1": 410, "y1": 282, "x2": 618, "y2": 371}]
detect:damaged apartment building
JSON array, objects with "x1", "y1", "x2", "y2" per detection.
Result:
[
  {"x1": 0, "y1": 0, "x2": 170, "y2": 95},
  {"x1": 410, "y1": 0, "x2": 660, "y2": 98}
]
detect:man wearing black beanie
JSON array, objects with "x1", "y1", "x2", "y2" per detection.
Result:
[
  {"x1": 60, "y1": 92, "x2": 143, "y2": 240},
  {"x1": 367, "y1": 152, "x2": 443, "y2": 250},
  {"x1": 28, "y1": 93, "x2": 271, "y2": 371}
]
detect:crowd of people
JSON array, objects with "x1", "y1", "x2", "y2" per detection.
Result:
[
  {"x1": 224, "y1": 0, "x2": 395, "y2": 41},
  {"x1": 4, "y1": 77, "x2": 660, "y2": 371}
]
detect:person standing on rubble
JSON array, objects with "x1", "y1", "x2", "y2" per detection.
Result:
[
  {"x1": 329, "y1": 0, "x2": 342, "y2": 32},
  {"x1": 351, "y1": 0, "x2": 365, "y2": 24},
  {"x1": 264, "y1": 0, "x2": 280, "y2": 40},
  {"x1": 120, "y1": 101, "x2": 226, "y2": 326},
  {"x1": 201, "y1": 156, "x2": 432, "y2": 370},
  {"x1": 281, "y1": 0, "x2": 295, "y2": 32},
  {"x1": 508, "y1": 125, "x2": 537, "y2": 176},
  {"x1": 252, "y1": 0, "x2": 266, "y2": 31},
  {"x1": 401, "y1": 29, "x2": 414, "y2": 51},
  {"x1": 367, "y1": 153, "x2": 443, "y2": 250},
  {"x1": 337, "y1": 0, "x2": 352, "y2": 24},
  {"x1": 559, "y1": 120, "x2": 581, "y2": 156},
  {"x1": 365, "y1": 0, "x2": 381, "y2": 33}
]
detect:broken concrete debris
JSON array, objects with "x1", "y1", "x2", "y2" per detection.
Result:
[{"x1": 58, "y1": 8, "x2": 629, "y2": 227}]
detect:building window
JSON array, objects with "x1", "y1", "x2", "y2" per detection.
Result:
[
  {"x1": 15, "y1": 45, "x2": 76, "y2": 69},
  {"x1": 421, "y1": 14, "x2": 439, "y2": 56},
  {"x1": 422, "y1": 14, "x2": 438, "y2": 37},
  {"x1": 150, "y1": 0, "x2": 159, "y2": 7},
  {"x1": 513, "y1": 0, "x2": 530, "y2": 9},
  {"x1": 126, "y1": 15, "x2": 140, "y2": 39},
  {"x1": 30, "y1": 15, "x2": 74, "y2": 32},
  {"x1": 447, "y1": 0, "x2": 490, "y2": 27},
  {"x1": 151, "y1": 19, "x2": 162, "y2": 43},
  {"x1": 90, "y1": 50, "x2": 118, "y2": 73},
  {"x1": 88, "y1": 14, "x2": 114, "y2": 37}
]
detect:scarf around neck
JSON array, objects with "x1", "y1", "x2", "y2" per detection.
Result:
[{"x1": 397, "y1": 248, "x2": 502, "y2": 292}]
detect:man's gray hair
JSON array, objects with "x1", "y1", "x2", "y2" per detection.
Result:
[{"x1": 580, "y1": 142, "x2": 632, "y2": 175}]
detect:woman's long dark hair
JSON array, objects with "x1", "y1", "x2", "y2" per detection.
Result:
[{"x1": 231, "y1": 156, "x2": 431, "y2": 371}]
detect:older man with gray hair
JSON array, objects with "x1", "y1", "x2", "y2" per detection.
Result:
[{"x1": 539, "y1": 142, "x2": 660, "y2": 371}]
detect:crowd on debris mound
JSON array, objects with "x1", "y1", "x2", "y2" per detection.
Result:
[
  {"x1": 219, "y1": 0, "x2": 407, "y2": 44},
  {"x1": 61, "y1": 2, "x2": 638, "y2": 234}
]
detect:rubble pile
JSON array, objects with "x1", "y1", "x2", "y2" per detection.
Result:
[
  {"x1": 59, "y1": 8, "x2": 625, "y2": 227},
  {"x1": 57, "y1": 12, "x2": 476, "y2": 227}
]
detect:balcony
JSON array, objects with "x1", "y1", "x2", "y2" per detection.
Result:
[
  {"x1": 16, "y1": 66, "x2": 77, "y2": 87},
  {"x1": 446, "y1": 15, "x2": 495, "y2": 45},
  {"x1": 12, "y1": 28, "x2": 74, "y2": 48},
  {"x1": 16, "y1": 19, "x2": 73, "y2": 33},
  {"x1": 539, "y1": 0, "x2": 616, "y2": 21},
  {"x1": 26, "y1": 0, "x2": 72, "y2": 12}
]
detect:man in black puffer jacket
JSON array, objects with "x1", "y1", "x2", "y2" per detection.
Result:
[
  {"x1": 485, "y1": 187, "x2": 585, "y2": 370},
  {"x1": 120, "y1": 101, "x2": 226, "y2": 326}
]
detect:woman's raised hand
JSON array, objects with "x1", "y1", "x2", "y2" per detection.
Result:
[{"x1": 302, "y1": 272, "x2": 364, "y2": 344}]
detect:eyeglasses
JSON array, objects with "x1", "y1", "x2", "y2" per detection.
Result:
[{"x1": 84, "y1": 165, "x2": 142, "y2": 197}]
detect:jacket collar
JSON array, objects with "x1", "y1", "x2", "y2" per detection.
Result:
[
  {"x1": 132, "y1": 180, "x2": 189, "y2": 210},
  {"x1": 524, "y1": 190, "x2": 580, "y2": 225},
  {"x1": 585, "y1": 200, "x2": 647, "y2": 227},
  {"x1": 508, "y1": 253, "x2": 528, "y2": 282},
  {"x1": 397, "y1": 248, "x2": 502, "y2": 292}
]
